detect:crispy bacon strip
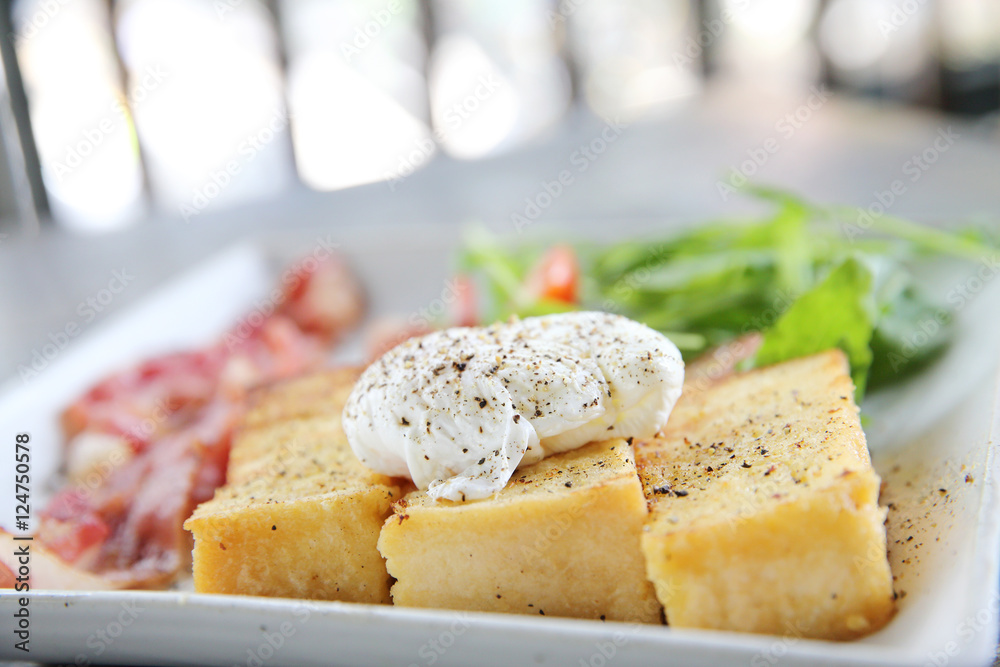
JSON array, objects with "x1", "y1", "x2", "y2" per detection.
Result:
[
  {"x1": 3, "y1": 253, "x2": 364, "y2": 590},
  {"x1": 0, "y1": 559, "x2": 16, "y2": 589},
  {"x1": 0, "y1": 533, "x2": 119, "y2": 591}
]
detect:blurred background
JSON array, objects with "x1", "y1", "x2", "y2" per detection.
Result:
[
  {"x1": 1, "y1": 0, "x2": 1000, "y2": 385},
  {"x1": 0, "y1": 0, "x2": 998, "y2": 233}
]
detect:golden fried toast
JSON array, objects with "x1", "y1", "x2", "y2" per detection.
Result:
[
  {"x1": 636, "y1": 349, "x2": 895, "y2": 639},
  {"x1": 241, "y1": 368, "x2": 352, "y2": 430},
  {"x1": 184, "y1": 368, "x2": 403, "y2": 603},
  {"x1": 378, "y1": 438, "x2": 662, "y2": 623},
  {"x1": 226, "y1": 368, "x2": 358, "y2": 484}
]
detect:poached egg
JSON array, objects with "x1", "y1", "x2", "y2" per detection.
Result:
[{"x1": 342, "y1": 311, "x2": 684, "y2": 501}]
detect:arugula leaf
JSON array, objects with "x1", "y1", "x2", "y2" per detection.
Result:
[
  {"x1": 754, "y1": 258, "x2": 875, "y2": 400},
  {"x1": 457, "y1": 187, "x2": 997, "y2": 401},
  {"x1": 868, "y1": 284, "x2": 952, "y2": 388}
]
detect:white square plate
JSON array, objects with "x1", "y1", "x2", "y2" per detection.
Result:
[{"x1": 1, "y1": 226, "x2": 998, "y2": 667}]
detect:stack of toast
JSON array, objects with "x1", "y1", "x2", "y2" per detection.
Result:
[
  {"x1": 184, "y1": 349, "x2": 895, "y2": 638},
  {"x1": 185, "y1": 368, "x2": 405, "y2": 604}
]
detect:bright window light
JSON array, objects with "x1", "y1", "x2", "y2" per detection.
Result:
[
  {"x1": 280, "y1": 0, "x2": 431, "y2": 191},
  {"x1": 116, "y1": 0, "x2": 292, "y2": 221},
  {"x1": 13, "y1": 0, "x2": 145, "y2": 232}
]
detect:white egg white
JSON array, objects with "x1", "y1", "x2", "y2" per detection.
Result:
[{"x1": 342, "y1": 311, "x2": 684, "y2": 501}]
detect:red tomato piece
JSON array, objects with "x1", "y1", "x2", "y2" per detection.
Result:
[{"x1": 526, "y1": 245, "x2": 579, "y2": 304}]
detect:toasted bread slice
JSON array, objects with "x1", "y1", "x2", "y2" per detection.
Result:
[
  {"x1": 636, "y1": 349, "x2": 895, "y2": 639},
  {"x1": 241, "y1": 368, "x2": 352, "y2": 431},
  {"x1": 378, "y1": 438, "x2": 662, "y2": 623},
  {"x1": 226, "y1": 368, "x2": 357, "y2": 484},
  {"x1": 184, "y1": 368, "x2": 403, "y2": 604}
]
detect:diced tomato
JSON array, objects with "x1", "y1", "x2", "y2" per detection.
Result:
[{"x1": 526, "y1": 245, "x2": 579, "y2": 304}]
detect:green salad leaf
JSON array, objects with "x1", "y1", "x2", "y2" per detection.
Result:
[
  {"x1": 754, "y1": 258, "x2": 875, "y2": 400},
  {"x1": 458, "y1": 187, "x2": 996, "y2": 400}
]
